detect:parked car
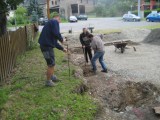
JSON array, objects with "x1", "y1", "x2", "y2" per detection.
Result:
[
  {"x1": 38, "y1": 17, "x2": 48, "y2": 25},
  {"x1": 69, "y1": 16, "x2": 78, "y2": 22},
  {"x1": 146, "y1": 13, "x2": 160, "y2": 22},
  {"x1": 77, "y1": 15, "x2": 88, "y2": 20},
  {"x1": 122, "y1": 14, "x2": 141, "y2": 22}
]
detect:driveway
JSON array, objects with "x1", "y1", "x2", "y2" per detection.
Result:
[{"x1": 39, "y1": 17, "x2": 159, "y2": 33}]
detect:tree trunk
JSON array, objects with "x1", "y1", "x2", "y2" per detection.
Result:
[{"x1": 0, "y1": 12, "x2": 7, "y2": 36}]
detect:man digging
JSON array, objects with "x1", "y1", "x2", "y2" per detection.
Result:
[
  {"x1": 38, "y1": 13, "x2": 67, "y2": 87},
  {"x1": 88, "y1": 34, "x2": 108, "y2": 74}
]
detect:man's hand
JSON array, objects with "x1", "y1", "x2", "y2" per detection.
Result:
[
  {"x1": 82, "y1": 46, "x2": 85, "y2": 48},
  {"x1": 63, "y1": 48, "x2": 70, "y2": 54},
  {"x1": 63, "y1": 48, "x2": 67, "y2": 53}
]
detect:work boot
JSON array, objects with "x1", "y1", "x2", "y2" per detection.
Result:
[
  {"x1": 45, "y1": 80, "x2": 55, "y2": 87},
  {"x1": 101, "y1": 69, "x2": 108, "y2": 73},
  {"x1": 51, "y1": 75, "x2": 60, "y2": 82}
]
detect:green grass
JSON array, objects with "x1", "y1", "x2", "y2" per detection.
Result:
[
  {"x1": 95, "y1": 24, "x2": 160, "y2": 34},
  {"x1": 0, "y1": 47, "x2": 97, "y2": 119},
  {"x1": 61, "y1": 18, "x2": 68, "y2": 23},
  {"x1": 138, "y1": 24, "x2": 160, "y2": 30},
  {"x1": 95, "y1": 29, "x2": 122, "y2": 34}
]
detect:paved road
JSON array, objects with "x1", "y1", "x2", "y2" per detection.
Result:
[{"x1": 39, "y1": 17, "x2": 159, "y2": 33}]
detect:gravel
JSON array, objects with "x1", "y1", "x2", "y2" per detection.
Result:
[{"x1": 104, "y1": 29, "x2": 160, "y2": 86}]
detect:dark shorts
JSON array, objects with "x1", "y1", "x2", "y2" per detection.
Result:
[{"x1": 40, "y1": 46, "x2": 55, "y2": 67}]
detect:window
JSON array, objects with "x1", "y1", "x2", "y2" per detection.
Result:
[
  {"x1": 81, "y1": 0, "x2": 82, "y2": 3},
  {"x1": 55, "y1": 1, "x2": 57, "y2": 5},
  {"x1": 87, "y1": 0, "x2": 88, "y2": 4},
  {"x1": 52, "y1": 1, "x2": 54, "y2": 5}
]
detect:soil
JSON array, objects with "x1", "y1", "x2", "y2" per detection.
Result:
[{"x1": 64, "y1": 28, "x2": 160, "y2": 120}]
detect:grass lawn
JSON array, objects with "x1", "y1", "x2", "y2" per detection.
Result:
[
  {"x1": 95, "y1": 29, "x2": 122, "y2": 34},
  {"x1": 0, "y1": 46, "x2": 97, "y2": 119},
  {"x1": 138, "y1": 24, "x2": 160, "y2": 29}
]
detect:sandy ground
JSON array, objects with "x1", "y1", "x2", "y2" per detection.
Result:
[
  {"x1": 103, "y1": 29, "x2": 160, "y2": 86},
  {"x1": 105, "y1": 43, "x2": 160, "y2": 85}
]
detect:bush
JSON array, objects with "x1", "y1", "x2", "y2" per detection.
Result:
[
  {"x1": 144, "y1": 10, "x2": 151, "y2": 17},
  {"x1": 8, "y1": 17, "x2": 15, "y2": 25}
]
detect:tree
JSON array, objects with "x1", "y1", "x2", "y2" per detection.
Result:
[
  {"x1": 27, "y1": 0, "x2": 43, "y2": 19},
  {"x1": 15, "y1": 7, "x2": 28, "y2": 24},
  {"x1": 94, "y1": 0, "x2": 137, "y2": 17},
  {"x1": 0, "y1": 0, "x2": 23, "y2": 36}
]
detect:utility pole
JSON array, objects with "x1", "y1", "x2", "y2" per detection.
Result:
[
  {"x1": 47, "y1": 0, "x2": 50, "y2": 19},
  {"x1": 138, "y1": 0, "x2": 141, "y2": 17}
]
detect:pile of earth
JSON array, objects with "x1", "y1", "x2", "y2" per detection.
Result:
[
  {"x1": 103, "y1": 29, "x2": 150, "y2": 43},
  {"x1": 103, "y1": 81, "x2": 160, "y2": 112},
  {"x1": 143, "y1": 28, "x2": 160, "y2": 45}
]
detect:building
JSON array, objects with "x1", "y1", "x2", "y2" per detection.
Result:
[
  {"x1": 22, "y1": 0, "x2": 96, "y2": 18},
  {"x1": 141, "y1": 0, "x2": 160, "y2": 10},
  {"x1": 49, "y1": 0, "x2": 96, "y2": 19}
]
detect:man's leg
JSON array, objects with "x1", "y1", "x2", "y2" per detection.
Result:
[
  {"x1": 85, "y1": 47, "x2": 88, "y2": 63},
  {"x1": 40, "y1": 46, "x2": 55, "y2": 87},
  {"x1": 47, "y1": 66, "x2": 54, "y2": 80},
  {"x1": 91, "y1": 52, "x2": 101, "y2": 72},
  {"x1": 99, "y1": 52, "x2": 107, "y2": 72}
]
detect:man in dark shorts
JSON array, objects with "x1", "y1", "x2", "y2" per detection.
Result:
[
  {"x1": 79, "y1": 28, "x2": 92, "y2": 63},
  {"x1": 38, "y1": 14, "x2": 67, "y2": 87}
]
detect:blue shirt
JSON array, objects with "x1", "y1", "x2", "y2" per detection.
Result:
[{"x1": 38, "y1": 19, "x2": 63, "y2": 50}]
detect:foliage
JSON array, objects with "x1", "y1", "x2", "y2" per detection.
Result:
[
  {"x1": 27, "y1": 0, "x2": 43, "y2": 19},
  {"x1": 15, "y1": 6, "x2": 28, "y2": 24},
  {"x1": 8, "y1": 7, "x2": 29, "y2": 25},
  {"x1": 132, "y1": 8, "x2": 160, "y2": 18},
  {"x1": 95, "y1": 0, "x2": 137, "y2": 17},
  {"x1": 0, "y1": 0, "x2": 23, "y2": 36}
]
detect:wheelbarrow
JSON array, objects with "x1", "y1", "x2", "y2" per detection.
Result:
[
  {"x1": 113, "y1": 42, "x2": 128, "y2": 53},
  {"x1": 104, "y1": 40, "x2": 137, "y2": 53}
]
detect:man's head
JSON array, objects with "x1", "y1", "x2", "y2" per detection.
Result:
[
  {"x1": 52, "y1": 13, "x2": 61, "y2": 23},
  {"x1": 88, "y1": 34, "x2": 94, "y2": 40},
  {"x1": 83, "y1": 28, "x2": 87, "y2": 33}
]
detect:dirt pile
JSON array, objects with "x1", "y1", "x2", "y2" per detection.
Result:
[
  {"x1": 103, "y1": 81, "x2": 160, "y2": 112},
  {"x1": 143, "y1": 28, "x2": 160, "y2": 45},
  {"x1": 103, "y1": 29, "x2": 150, "y2": 43}
]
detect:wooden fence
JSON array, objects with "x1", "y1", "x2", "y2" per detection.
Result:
[{"x1": 0, "y1": 25, "x2": 37, "y2": 83}]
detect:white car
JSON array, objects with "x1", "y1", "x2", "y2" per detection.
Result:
[
  {"x1": 122, "y1": 14, "x2": 141, "y2": 22},
  {"x1": 69, "y1": 16, "x2": 78, "y2": 22}
]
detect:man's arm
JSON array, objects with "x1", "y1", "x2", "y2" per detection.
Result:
[
  {"x1": 51, "y1": 20, "x2": 63, "y2": 42},
  {"x1": 80, "y1": 34, "x2": 85, "y2": 46},
  {"x1": 55, "y1": 41, "x2": 64, "y2": 51}
]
